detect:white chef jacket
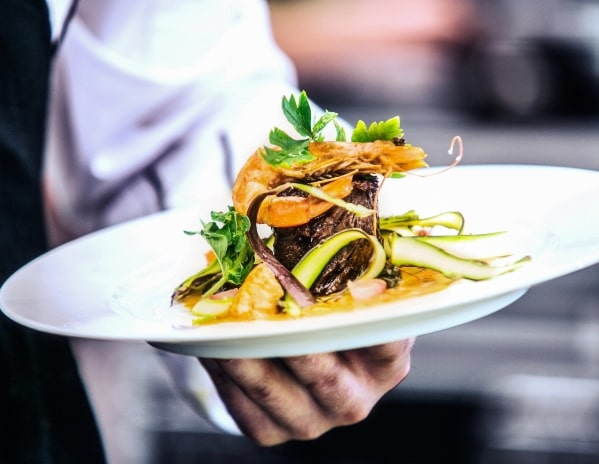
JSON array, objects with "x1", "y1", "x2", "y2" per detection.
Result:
[
  {"x1": 44, "y1": 0, "x2": 300, "y2": 244},
  {"x1": 43, "y1": 1, "x2": 307, "y2": 462}
]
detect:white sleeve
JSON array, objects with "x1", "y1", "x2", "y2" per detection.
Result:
[
  {"x1": 44, "y1": 0, "x2": 298, "y2": 245},
  {"x1": 43, "y1": 0, "x2": 299, "y2": 442}
]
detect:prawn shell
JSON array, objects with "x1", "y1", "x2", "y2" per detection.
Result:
[
  {"x1": 232, "y1": 140, "x2": 427, "y2": 216},
  {"x1": 232, "y1": 147, "x2": 286, "y2": 216},
  {"x1": 257, "y1": 176, "x2": 354, "y2": 228}
]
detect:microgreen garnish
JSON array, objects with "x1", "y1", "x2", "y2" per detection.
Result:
[
  {"x1": 351, "y1": 116, "x2": 404, "y2": 143},
  {"x1": 262, "y1": 91, "x2": 344, "y2": 168},
  {"x1": 174, "y1": 207, "x2": 255, "y2": 299}
]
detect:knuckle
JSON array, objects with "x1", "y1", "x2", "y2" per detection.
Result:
[
  {"x1": 389, "y1": 355, "x2": 412, "y2": 387},
  {"x1": 311, "y1": 371, "x2": 343, "y2": 393},
  {"x1": 289, "y1": 422, "x2": 328, "y2": 441},
  {"x1": 337, "y1": 399, "x2": 372, "y2": 425},
  {"x1": 248, "y1": 382, "x2": 277, "y2": 403}
]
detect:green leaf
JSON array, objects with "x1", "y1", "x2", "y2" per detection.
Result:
[
  {"x1": 262, "y1": 141, "x2": 313, "y2": 167},
  {"x1": 192, "y1": 207, "x2": 255, "y2": 295},
  {"x1": 264, "y1": 128, "x2": 314, "y2": 166},
  {"x1": 351, "y1": 120, "x2": 369, "y2": 142},
  {"x1": 351, "y1": 116, "x2": 404, "y2": 142},
  {"x1": 390, "y1": 172, "x2": 406, "y2": 179},
  {"x1": 282, "y1": 91, "x2": 312, "y2": 137},
  {"x1": 262, "y1": 91, "x2": 341, "y2": 167},
  {"x1": 334, "y1": 120, "x2": 347, "y2": 142},
  {"x1": 268, "y1": 126, "x2": 297, "y2": 148},
  {"x1": 312, "y1": 111, "x2": 338, "y2": 140}
]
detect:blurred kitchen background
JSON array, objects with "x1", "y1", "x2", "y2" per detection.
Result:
[{"x1": 143, "y1": 1, "x2": 599, "y2": 463}]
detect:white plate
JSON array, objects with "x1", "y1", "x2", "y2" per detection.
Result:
[{"x1": 2, "y1": 165, "x2": 599, "y2": 358}]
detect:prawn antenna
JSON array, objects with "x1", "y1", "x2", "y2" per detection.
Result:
[{"x1": 405, "y1": 135, "x2": 463, "y2": 177}]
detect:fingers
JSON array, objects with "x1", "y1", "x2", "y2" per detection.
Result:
[
  {"x1": 199, "y1": 339, "x2": 415, "y2": 446},
  {"x1": 281, "y1": 338, "x2": 415, "y2": 421},
  {"x1": 199, "y1": 358, "x2": 326, "y2": 445},
  {"x1": 281, "y1": 353, "x2": 373, "y2": 424},
  {"x1": 344, "y1": 338, "x2": 416, "y2": 387}
]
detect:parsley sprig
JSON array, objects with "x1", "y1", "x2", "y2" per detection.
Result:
[
  {"x1": 262, "y1": 92, "x2": 406, "y2": 168},
  {"x1": 351, "y1": 116, "x2": 404, "y2": 142},
  {"x1": 262, "y1": 91, "x2": 346, "y2": 167}
]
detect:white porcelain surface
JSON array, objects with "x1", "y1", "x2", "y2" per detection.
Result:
[{"x1": 2, "y1": 165, "x2": 599, "y2": 358}]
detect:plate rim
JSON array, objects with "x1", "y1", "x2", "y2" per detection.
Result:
[{"x1": 2, "y1": 164, "x2": 599, "y2": 356}]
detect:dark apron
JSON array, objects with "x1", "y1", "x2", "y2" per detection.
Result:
[{"x1": 0, "y1": 1, "x2": 105, "y2": 462}]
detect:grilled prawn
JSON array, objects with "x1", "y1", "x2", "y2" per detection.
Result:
[
  {"x1": 232, "y1": 139, "x2": 428, "y2": 228},
  {"x1": 230, "y1": 125, "x2": 428, "y2": 300}
]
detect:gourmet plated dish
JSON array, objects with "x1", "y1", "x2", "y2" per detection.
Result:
[{"x1": 171, "y1": 92, "x2": 530, "y2": 324}]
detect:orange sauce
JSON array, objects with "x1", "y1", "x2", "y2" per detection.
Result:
[
  {"x1": 183, "y1": 267, "x2": 455, "y2": 324},
  {"x1": 308, "y1": 267, "x2": 454, "y2": 316}
]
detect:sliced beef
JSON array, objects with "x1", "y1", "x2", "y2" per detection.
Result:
[{"x1": 273, "y1": 174, "x2": 381, "y2": 296}]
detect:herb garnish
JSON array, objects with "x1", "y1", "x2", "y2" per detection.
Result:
[
  {"x1": 262, "y1": 91, "x2": 346, "y2": 168},
  {"x1": 173, "y1": 207, "x2": 255, "y2": 300},
  {"x1": 351, "y1": 116, "x2": 404, "y2": 142},
  {"x1": 263, "y1": 92, "x2": 407, "y2": 168}
]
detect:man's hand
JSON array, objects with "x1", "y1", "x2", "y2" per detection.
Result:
[{"x1": 200, "y1": 338, "x2": 414, "y2": 446}]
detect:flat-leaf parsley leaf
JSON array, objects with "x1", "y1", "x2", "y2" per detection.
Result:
[
  {"x1": 351, "y1": 116, "x2": 404, "y2": 142},
  {"x1": 262, "y1": 91, "x2": 343, "y2": 168}
]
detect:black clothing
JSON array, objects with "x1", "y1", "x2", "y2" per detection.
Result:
[{"x1": 0, "y1": 1, "x2": 105, "y2": 462}]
